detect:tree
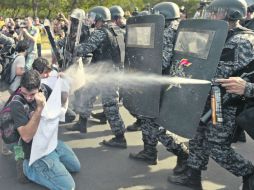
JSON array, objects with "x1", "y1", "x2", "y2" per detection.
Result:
[{"x1": 0, "y1": 0, "x2": 200, "y2": 19}]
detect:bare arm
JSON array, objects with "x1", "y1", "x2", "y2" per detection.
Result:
[
  {"x1": 17, "y1": 92, "x2": 46, "y2": 143},
  {"x1": 20, "y1": 28, "x2": 38, "y2": 42},
  {"x1": 15, "y1": 66, "x2": 25, "y2": 76}
]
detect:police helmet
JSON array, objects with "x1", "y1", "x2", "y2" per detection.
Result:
[
  {"x1": 89, "y1": 6, "x2": 111, "y2": 22},
  {"x1": 109, "y1": 5, "x2": 124, "y2": 20},
  {"x1": 70, "y1": 9, "x2": 86, "y2": 20},
  {"x1": 206, "y1": 0, "x2": 247, "y2": 20},
  {"x1": 153, "y1": 2, "x2": 180, "y2": 20}
]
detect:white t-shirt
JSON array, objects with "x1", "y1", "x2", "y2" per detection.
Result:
[
  {"x1": 41, "y1": 70, "x2": 71, "y2": 93},
  {"x1": 41, "y1": 70, "x2": 58, "y2": 90},
  {"x1": 9, "y1": 55, "x2": 25, "y2": 92}
]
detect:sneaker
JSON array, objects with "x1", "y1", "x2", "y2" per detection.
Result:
[
  {"x1": 1, "y1": 141, "x2": 12, "y2": 156},
  {"x1": 101, "y1": 137, "x2": 127, "y2": 149},
  {"x1": 129, "y1": 150, "x2": 157, "y2": 165}
]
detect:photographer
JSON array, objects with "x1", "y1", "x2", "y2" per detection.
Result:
[{"x1": 18, "y1": 17, "x2": 38, "y2": 70}]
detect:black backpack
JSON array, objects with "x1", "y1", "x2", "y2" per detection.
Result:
[
  {"x1": 1, "y1": 55, "x2": 18, "y2": 85},
  {"x1": 0, "y1": 90, "x2": 27, "y2": 144}
]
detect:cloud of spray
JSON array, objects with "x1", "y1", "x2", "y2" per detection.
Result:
[{"x1": 64, "y1": 61, "x2": 211, "y2": 94}]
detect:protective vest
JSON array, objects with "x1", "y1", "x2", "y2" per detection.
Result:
[{"x1": 92, "y1": 25, "x2": 121, "y2": 65}]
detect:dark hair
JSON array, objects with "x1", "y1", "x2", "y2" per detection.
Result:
[
  {"x1": 15, "y1": 40, "x2": 29, "y2": 53},
  {"x1": 32, "y1": 57, "x2": 51, "y2": 74},
  {"x1": 20, "y1": 70, "x2": 41, "y2": 91}
]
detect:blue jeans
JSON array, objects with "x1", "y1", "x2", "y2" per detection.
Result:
[{"x1": 23, "y1": 141, "x2": 80, "y2": 190}]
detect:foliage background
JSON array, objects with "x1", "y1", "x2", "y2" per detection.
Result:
[{"x1": 0, "y1": 0, "x2": 200, "y2": 19}]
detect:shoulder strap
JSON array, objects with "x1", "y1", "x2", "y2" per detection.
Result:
[
  {"x1": 3, "y1": 88, "x2": 24, "y2": 108},
  {"x1": 11, "y1": 94, "x2": 26, "y2": 105}
]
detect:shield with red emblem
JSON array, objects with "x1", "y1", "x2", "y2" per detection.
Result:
[{"x1": 156, "y1": 19, "x2": 228, "y2": 138}]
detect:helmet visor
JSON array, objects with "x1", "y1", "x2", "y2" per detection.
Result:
[
  {"x1": 202, "y1": 7, "x2": 228, "y2": 20},
  {"x1": 88, "y1": 12, "x2": 97, "y2": 24}
]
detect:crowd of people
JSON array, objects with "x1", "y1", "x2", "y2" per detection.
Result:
[{"x1": 0, "y1": 0, "x2": 254, "y2": 190}]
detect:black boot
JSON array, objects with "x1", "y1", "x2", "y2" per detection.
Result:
[
  {"x1": 168, "y1": 167, "x2": 203, "y2": 190},
  {"x1": 232, "y1": 128, "x2": 246, "y2": 143},
  {"x1": 129, "y1": 144, "x2": 157, "y2": 165},
  {"x1": 64, "y1": 108, "x2": 77, "y2": 123},
  {"x1": 126, "y1": 119, "x2": 141, "y2": 132},
  {"x1": 91, "y1": 111, "x2": 107, "y2": 124},
  {"x1": 238, "y1": 131, "x2": 247, "y2": 143},
  {"x1": 66, "y1": 116, "x2": 87, "y2": 133},
  {"x1": 173, "y1": 151, "x2": 188, "y2": 175},
  {"x1": 242, "y1": 173, "x2": 254, "y2": 190},
  {"x1": 102, "y1": 134, "x2": 127, "y2": 149}
]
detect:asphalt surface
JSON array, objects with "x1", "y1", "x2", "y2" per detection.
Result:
[{"x1": 0, "y1": 50, "x2": 253, "y2": 190}]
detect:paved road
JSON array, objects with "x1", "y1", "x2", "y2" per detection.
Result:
[
  {"x1": 1, "y1": 82, "x2": 253, "y2": 190},
  {"x1": 0, "y1": 50, "x2": 253, "y2": 190}
]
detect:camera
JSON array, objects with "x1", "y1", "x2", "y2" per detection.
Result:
[
  {"x1": 57, "y1": 13, "x2": 64, "y2": 21},
  {"x1": 19, "y1": 22, "x2": 27, "y2": 28}
]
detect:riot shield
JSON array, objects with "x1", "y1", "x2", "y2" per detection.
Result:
[
  {"x1": 63, "y1": 9, "x2": 85, "y2": 69},
  {"x1": 156, "y1": 19, "x2": 228, "y2": 139},
  {"x1": 123, "y1": 15, "x2": 165, "y2": 118}
]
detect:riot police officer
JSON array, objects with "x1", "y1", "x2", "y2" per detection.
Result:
[
  {"x1": 91, "y1": 5, "x2": 126, "y2": 123},
  {"x1": 129, "y1": 2, "x2": 189, "y2": 173},
  {"x1": 109, "y1": 5, "x2": 126, "y2": 29},
  {"x1": 168, "y1": 0, "x2": 254, "y2": 189},
  {"x1": 109, "y1": 5, "x2": 145, "y2": 133},
  {"x1": 67, "y1": 6, "x2": 127, "y2": 148}
]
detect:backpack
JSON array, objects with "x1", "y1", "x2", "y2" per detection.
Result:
[
  {"x1": 1, "y1": 55, "x2": 18, "y2": 85},
  {"x1": 0, "y1": 90, "x2": 27, "y2": 144}
]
